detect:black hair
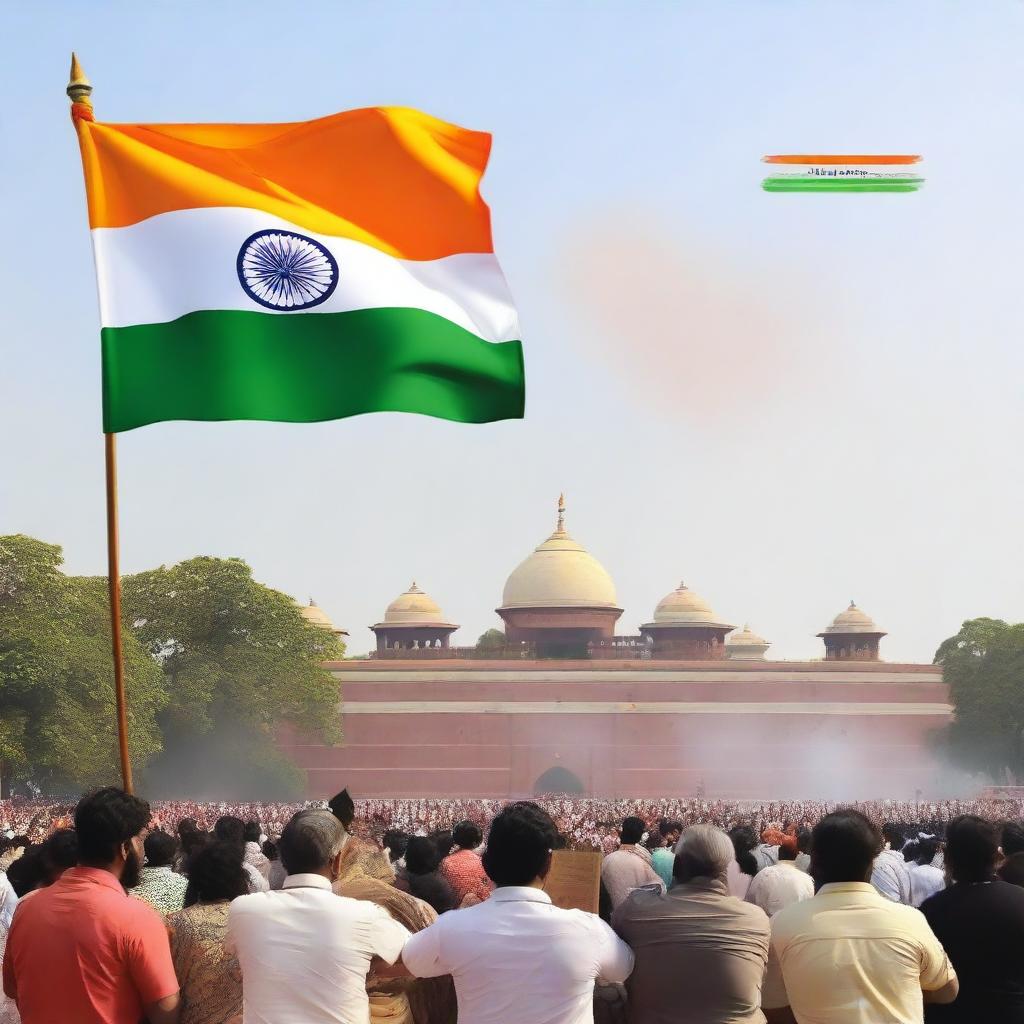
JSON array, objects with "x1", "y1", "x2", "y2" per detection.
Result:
[
  {"x1": 659, "y1": 819, "x2": 683, "y2": 839},
  {"x1": 177, "y1": 818, "x2": 198, "y2": 839},
  {"x1": 729, "y1": 825, "x2": 758, "y2": 877},
  {"x1": 181, "y1": 828, "x2": 210, "y2": 859},
  {"x1": 620, "y1": 816, "x2": 646, "y2": 845},
  {"x1": 810, "y1": 809, "x2": 882, "y2": 886},
  {"x1": 902, "y1": 840, "x2": 920, "y2": 864},
  {"x1": 881, "y1": 822, "x2": 904, "y2": 851},
  {"x1": 945, "y1": 815, "x2": 998, "y2": 884},
  {"x1": 75, "y1": 787, "x2": 151, "y2": 866},
  {"x1": 42, "y1": 828, "x2": 79, "y2": 879},
  {"x1": 382, "y1": 829, "x2": 409, "y2": 863},
  {"x1": 184, "y1": 840, "x2": 251, "y2": 906},
  {"x1": 796, "y1": 827, "x2": 812, "y2": 855},
  {"x1": 262, "y1": 839, "x2": 278, "y2": 860},
  {"x1": 914, "y1": 837, "x2": 939, "y2": 867},
  {"x1": 144, "y1": 830, "x2": 178, "y2": 869},
  {"x1": 6, "y1": 846, "x2": 46, "y2": 897},
  {"x1": 1002, "y1": 821, "x2": 1024, "y2": 857},
  {"x1": 452, "y1": 820, "x2": 483, "y2": 851},
  {"x1": 429, "y1": 829, "x2": 454, "y2": 858},
  {"x1": 243, "y1": 821, "x2": 262, "y2": 844},
  {"x1": 405, "y1": 835, "x2": 442, "y2": 876},
  {"x1": 999, "y1": 851, "x2": 1024, "y2": 888},
  {"x1": 214, "y1": 816, "x2": 245, "y2": 845},
  {"x1": 482, "y1": 801, "x2": 557, "y2": 887}
]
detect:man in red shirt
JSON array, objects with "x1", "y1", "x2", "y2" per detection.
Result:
[
  {"x1": 440, "y1": 820, "x2": 493, "y2": 905},
  {"x1": 3, "y1": 787, "x2": 180, "y2": 1024}
]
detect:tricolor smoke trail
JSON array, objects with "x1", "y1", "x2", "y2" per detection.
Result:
[{"x1": 762, "y1": 154, "x2": 924, "y2": 193}]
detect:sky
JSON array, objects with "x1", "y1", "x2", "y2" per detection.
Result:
[{"x1": 2, "y1": 1, "x2": 1023, "y2": 660}]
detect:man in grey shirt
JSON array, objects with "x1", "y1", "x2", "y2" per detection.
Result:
[{"x1": 612, "y1": 825, "x2": 771, "y2": 1024}]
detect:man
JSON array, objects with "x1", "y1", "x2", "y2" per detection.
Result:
[
  {"x1": 612, "y1": 824, "x2": 770, "y2": 1024},
  {"x1": 871, "y1": 821, "x2": 912, "y2": 904},
  {"x1": 243, "y1": 821, "x2": 272, "y2": 883},
  {"x1": 764, "y1": 809, "x2": 957, "y2": 1024},
  {"x1": 401, "y1": 801, "x2": 633, "y2": 1024},
  {"x1": 601, "y1": 817, "x2": 665, "y2": 909},
  {"x1": 907, "y1": 837, "x2": 945, "y2": 908},
  {"x1": 227, "y1": 808, "x2": 410, "y2": 1024},
  {"x1": 133, "y1": 830, "x2": 188, "y2": 915},
  {"x1": 793, "y1": 829, "x2": 811, "y2": 874},
  {"x1": 651, "y1": 819, "x2": 681, "y2": 888},
  {"x1": 745, "y1": 835, "x2": 813, "y2": 919},
  {"x1": 214, "y1": 815, "x2": 269, "y2": 893},
  {"x1": 440, "y1": 820, "x2": 493, "y2": 905},
  {"x1": 2, "y1": 787, "x2": 180, "y2": 1024},
  {"x1": 329, "y1": 789, "x2": 395, "y2": 884},
  {"x1": 921, "y1": 814, "x2": 1024, "y2": 1022},
  {"x1": 1002, "y1": 820, "x2": 1024, "y2": 857}
]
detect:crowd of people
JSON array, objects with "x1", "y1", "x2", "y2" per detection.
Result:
[{"x1": 4, "y1": 789, "x2": 1024, "y2": 1023}]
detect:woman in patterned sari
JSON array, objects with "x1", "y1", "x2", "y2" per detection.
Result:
[{"x1": 167, "y1": 841, "x2": 249, "y2": 1024}]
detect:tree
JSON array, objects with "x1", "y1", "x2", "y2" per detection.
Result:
[
  {"x1": 0, "y1": 535, "x2": 166, "y2": 796},
  {"x1": 936, "y1": 617, "x2": 1024, "y2": 781},
  {"x1": 122, "y1": 556, "x2": 344, "y2": 799},
  {"x1": 475, "y1": 628, "x2": 507, "y2": 652}
]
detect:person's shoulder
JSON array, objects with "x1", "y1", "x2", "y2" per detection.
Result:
[
  {"x1": 726, "y1": 893, "x2": 771, "y2": 926},
  {"x1": 768, "y1": 892, "x2": 815, "y2": 932}
]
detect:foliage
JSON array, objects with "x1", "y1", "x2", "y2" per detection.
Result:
[
  {"x1": 0, "y1": 536, "x2": 165, "y2": 795},
  {"x1": 936, "y1": 617, "x2": 1024, "y2": 781},
  {"x1": 475, "y1": 628, "x2": 507, "y2": 652},
  {"x1": 122, "y1": 556, "x2": 343, "y2": 798}
]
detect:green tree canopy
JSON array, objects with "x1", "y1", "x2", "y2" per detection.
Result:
[
  {"x1": 936, "y1": 617, "x2": 1024, "y2": 781},
  {"x1": 475, "y1": 628, "x2": 507, "y2": 652},
  {"x1": 123, "y1": 556, "x2": 343, "y2": 799},
  {"x1": 0, "y1": 535, "x2": 165, "y2": 796}
]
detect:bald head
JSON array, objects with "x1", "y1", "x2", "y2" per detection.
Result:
[{"x1": 673, "y1": 824, "x2": 734, "y2": 883}]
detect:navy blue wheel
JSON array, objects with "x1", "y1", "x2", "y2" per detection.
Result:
[{"x1": 237, "y1": 230, "x2": 338, "y2": 310}]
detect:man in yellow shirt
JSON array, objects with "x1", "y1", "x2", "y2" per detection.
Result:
[{"x1": 763, "y1": 809, "x2": 958, "y2": 1024}]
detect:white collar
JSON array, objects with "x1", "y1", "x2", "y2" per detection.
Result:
[
  {"x1": 282, "y1": 873, "x2": 332, "y2": 890},
  {"x1": 491, "y1": 886, "x2": 552, "y2": 904}
]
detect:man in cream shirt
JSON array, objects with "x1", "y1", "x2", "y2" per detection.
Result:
[
  {"x1": 228, "y1": 809, "x2": 409, "y2": 1024},
  {"x1": 401, "y1": 801, "x2": 634, "y2": 1024},
  {"x1": 763, "y1": 809, "x2": 957, "y2": 1024}
]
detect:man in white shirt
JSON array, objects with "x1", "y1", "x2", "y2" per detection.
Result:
[
  {"x1": 601, "y1": 817, "x2": 665, "y2": 909},
  {"x1": 227, "y1": 809, "x2": 409, "y2": 1024},
  {"x1": 745, "y1": 836, "x2": 813, "y2": 919},
  {"x1": 401, "y1": 801, "x2": 634, "y2": 1024},
  {"x1": 871, "y1": 822, "x2": 911, "y2": 905}
]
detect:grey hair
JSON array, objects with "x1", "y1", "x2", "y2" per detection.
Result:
[
  {"x1": 279, "y1": 809, "x2": 347, "y2": 874},
  {"x1": 673, "y1": 824, "x2": 734, "y2": 881}
]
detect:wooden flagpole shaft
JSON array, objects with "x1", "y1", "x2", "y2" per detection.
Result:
[
  {"x1": 68, "y1": 55, "x2": 134, "y2": 793},
  {"x1": 105, "y1": 432, "x2": 134, "y2": 794}
]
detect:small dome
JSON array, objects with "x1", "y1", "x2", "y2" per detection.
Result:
[
  {"x1": 383, "y1": 582, "x2": 453, "y2": 625},
  {"x1": 727, "y1": 623, "x2": 768, "y2": 647},
  {"x1": 820, "y1": 601, "x2": 884, "y2": 636},
  {"x1": 646, "y1": 582, "x2": 733, "y2": 629},
  {"x1": 499, "y1": 496, "x2": 619, "y2": 610},
  {"x1": 297, "y1": 599, "x2": 345, "y2": 635}
]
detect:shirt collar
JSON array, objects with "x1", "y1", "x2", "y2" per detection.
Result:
[
  {"x1": 492, "y1": 886, "x2": 552, "y2": 904},
  {"x1": 817, "y1": 881, "x2": 879, "y2": 896},
  {"x1": 64, "y1": 866, "x2": 126, "y2": 893},
  {"x1": 673, "y1": 876, "x2": 729, "y2": 895},
  {"x1": 283, "y1": 873, "x2": 333, "y2": 890}
]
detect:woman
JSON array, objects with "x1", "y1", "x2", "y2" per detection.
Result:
[
  {"x1": 394, "y1": 836, "x2": 458, "y2": 914},
  {"x1": 727, "y1": 824, "x2": 758, "y2": 899},
  {"x1": 167, "y1": 841, "x2": 248, "y2": 1024}
]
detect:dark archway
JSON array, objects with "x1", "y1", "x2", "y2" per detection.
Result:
[{"x1": 534, "y1": 766, "x2": 586, "y2": 795}]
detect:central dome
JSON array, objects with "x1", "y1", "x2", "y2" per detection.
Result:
[
  {"x1": 499, "y1": 496, "x2": 619, "y2": 610},
  {"x1": 383, "y1": 582, "x2": 452, "y2": 625}
]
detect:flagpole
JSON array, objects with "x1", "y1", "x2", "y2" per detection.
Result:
[{"x1": 68, "y1": 54, "x2": 134, "y2": 794}]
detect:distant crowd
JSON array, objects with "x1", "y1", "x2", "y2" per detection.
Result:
[{"x1": 5, "y1": 791, "x2": 1024, "y2": 1023}]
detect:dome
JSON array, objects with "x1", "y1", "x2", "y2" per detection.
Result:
[
  {"x1": 644, "y1": 582, "x2": 734, "y2": 630},
  {"x1": 499, "y1": 496, "x2": 619, "y2": 610},
  {"x1": 819, "y1": 601, "x2": 885, "y2": 636},
  {"x1": 727, "y1": 623, "x2": 768, "y2": 647},
  {"x1": 382, "y1": 582, "x2": 454, "y2": 626},
  {"x1": 297, "y1": 599, "x2": 346, "y2": 635}
]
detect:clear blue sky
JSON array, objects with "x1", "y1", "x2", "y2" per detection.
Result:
[{"x1": 2, "y1": 1, "x2": 1022, "y2": 659}]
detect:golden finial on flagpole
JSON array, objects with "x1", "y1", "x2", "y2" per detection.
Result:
[
  {"x1": 67, "y1": 52, "x2": 93, "y2": 111},
  {"x1": 556, "y1": 492, "x2": 566, "y2": 534}
]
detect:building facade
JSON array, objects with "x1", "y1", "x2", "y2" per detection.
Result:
[{"x1": 281, "y1": 498, "x2": 952, "y2": 799}]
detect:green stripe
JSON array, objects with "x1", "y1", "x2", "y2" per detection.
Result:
[
  {"x1": 762, "y1": 176, "x2": 924, "y2": 193},
  {"x1": 101, "y1": 307, "x2": 525, "y2": 432}
]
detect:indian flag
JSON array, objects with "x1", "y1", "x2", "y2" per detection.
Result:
[{"x1": 72, "y1": 103, "x2": 524, "y2": 432}]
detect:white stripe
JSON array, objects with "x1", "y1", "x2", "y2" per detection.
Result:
[
  {"x1": 340, "y1": 701, "x2": 954, "y2": 716},
  {"x1": 92, "y1": 207, "x2": 519, "y2": 342}
]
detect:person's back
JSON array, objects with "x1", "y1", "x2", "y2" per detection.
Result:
[
  {"x1": 601, "y1": 818, "x2": 665, "y2": 909},
  {"x1": 765, "y1": 809, "x2": 957, "y2": 1024},
  {"x1": 921, "y1": 815, "x2": 1024, "y2": 1023},
  {"x1": 227, "y1": 809, "x2": 408, "y2": 1024},
  {"x1": 2, "y1": 788, "x2": 179, "y2": 1024},
  {"x1": 440, "y1": 821, "x2": 493, "y2": 905},
  {"x1": 745, "y1": 839, "x2": 813, "y2": 919},
  {"x1": 402, "y1": 802, "x2": 633, "y2": 1024},
  {"x1": 613, "y1": 825, "x2": 770, "y2": 1024}
]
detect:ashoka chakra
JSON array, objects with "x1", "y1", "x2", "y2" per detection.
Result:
[{"x1": 237, "y1": 230, "x2": 338, "y2": 310}]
